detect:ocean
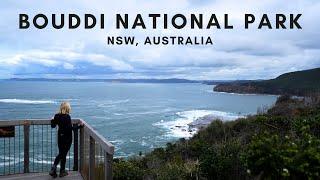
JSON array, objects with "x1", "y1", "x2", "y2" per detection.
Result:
[{"x1": 0, "y1": 81, "x2": 277, "y2": 157}]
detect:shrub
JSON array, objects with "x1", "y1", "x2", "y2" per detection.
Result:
[
  {"x1": 113, "y1": 159, "x2": 144, "y2": 180},
  {"x1": 244, "y1": 127, "x2": 320, "y2": 179}
]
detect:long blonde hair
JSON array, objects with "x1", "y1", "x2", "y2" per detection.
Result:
[{"x1": 59, "y1": 102, "x2": 71, "y2": 114}]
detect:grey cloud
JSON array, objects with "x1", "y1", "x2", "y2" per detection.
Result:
[{"x1": 0, "y1": 0, "x2": 320, "y2": 80}]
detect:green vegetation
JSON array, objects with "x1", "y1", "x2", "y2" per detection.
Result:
[
  {"x1": 214, "y1": 68, "x2": 320, "y2": 96},
  {"x1": 113, "y1": 95, "x2": 320, "y2": 179}
]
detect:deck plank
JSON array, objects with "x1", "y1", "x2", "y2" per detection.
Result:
[{"x1": 0, "y1": 171, "x2": 83, "y2": 180}]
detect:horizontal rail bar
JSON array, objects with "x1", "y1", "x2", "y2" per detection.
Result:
[
  {"x1": 0, "y1": 119, "x2": 81, "y2": 126},
  {"x1": 0, "y1": 119, "x2": 114, "y2": 155}
]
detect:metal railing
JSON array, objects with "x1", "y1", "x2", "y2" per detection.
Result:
[{"x1": 0, "y1": 119, "x2": 114, "y2": 180}]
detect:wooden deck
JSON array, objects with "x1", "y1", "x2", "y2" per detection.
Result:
[
  {"x1": 0, "y1": 171, "x2": 83, "y2": 180},
  {"x1": 0, "y1": 119, "x2": 114, "y2": 180}
]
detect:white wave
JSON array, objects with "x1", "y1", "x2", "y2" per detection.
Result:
[
  {"x1": 0, "y1": 98, "x2": 56, "y2": 104},
  {"x1": 140, "y1": 140, "x2": 148, "y2": 146},
  {"x1": 0, "y1": 158, "x2": 23, "y2": 167},
  {"x1": 32, "y1": 159, "x2": 54, "y2": 165},
  {"x1": 96, "y1": 99, "x2": 130, "y2": 108},
  {"x1": 126, "y1": 110, "x2": 161, "y2": 115},
  {"x1": 0, "y1": 156, "x2": 64, "y2": 167},
  {"x1": 154, "y1": 110, "x2": 244, "y2": 138},
  {"x1": 114, "y1": 113, "x2": 124, "y2": 116},
  {"x1": 112, "y1": 99, "x2": 130, "y2": 104},
  {"x1": 92, "y1": 116, "x2": 111, "y2": 120},
  {"x1": 115, "y1": 152, "x2": 136, "y2": 158},
  {"x1": 109, "y1": 139, "x2": 125, "y2": 146},
  {"x1": 99, "y1": 99, "x2": 130, "y2": 105},
  {"x1": 126, "y1": 108, "x2": 174, "y2": 116}
]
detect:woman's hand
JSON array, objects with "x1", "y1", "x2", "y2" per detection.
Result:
[{"x1": 79, "y1": 121, "x2": 84, "y2": 127}]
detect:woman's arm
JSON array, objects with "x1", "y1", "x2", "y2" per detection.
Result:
[{"x1": 51, "y1": 115, "x2": 58, "y2": 128}]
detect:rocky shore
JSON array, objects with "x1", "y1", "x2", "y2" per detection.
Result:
[
  {"x1": 188, "y1": 113, "x2": 244, "y2": 132},
  {"x1": 188, "y1": 114, "x2": 220, "y2": 130},
  {"x1": 213, "y1": 83, "x2": 263, "y2": 94}
]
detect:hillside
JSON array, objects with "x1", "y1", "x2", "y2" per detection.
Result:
[
  {"x1": 113, "y1": 95, "x2": 320, "y2": 179},
  {"x1": 214, "y1": 68, "x2": 320, "y2": 96}
]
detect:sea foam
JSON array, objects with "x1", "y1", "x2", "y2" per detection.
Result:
[
  {"x1": 154, "y1": 110, "x2": 244, "y2": 138},
  {"x1": 0, "y1": 99, "x2": 56, "y2": 104}
]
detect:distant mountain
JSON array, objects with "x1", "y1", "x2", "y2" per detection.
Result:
[
  {"x1": 214, "y1": 68, "x2": 320, "y2": 96},
  {"x1": 8, "y1": 78, "x2": 231, "y2": 84},
  {"x1": 8, "y1": 78, "x2": 198, "y2": 83}
]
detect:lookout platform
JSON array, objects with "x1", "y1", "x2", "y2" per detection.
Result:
[
  {"x1": 0, "y1": 119, "x2": 114, "y2": 180},
  {"x1": 0, "y1": 171, "x2": 83, "y2": 180}
]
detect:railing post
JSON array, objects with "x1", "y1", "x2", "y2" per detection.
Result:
[
  {"x1": 23, "y1": 122, "x2": 30, "y2": 173},
  {"x1": 105, "y1": 152, "x2": 113, "y2": 180},
  {"x1": 73, "y1": 124, "x2": 79, "y2": 171},
  {"x1": 79, "y1": 126, "x2": 84, "y2": 173},
  {"x1": 89, "y1": 136, "x2": 95, "y2": 180}
]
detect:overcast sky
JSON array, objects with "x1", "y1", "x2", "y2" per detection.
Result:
[{"x1": 0, "y1": 0, "x2": 319, "y2": 80}]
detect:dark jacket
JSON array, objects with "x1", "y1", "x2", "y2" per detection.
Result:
[{"x1": 51, "y1": 113, "x2": 73, "y2": 138}]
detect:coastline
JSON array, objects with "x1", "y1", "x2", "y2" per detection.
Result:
[
  {"x1": 0, "y1": 81, "x2": 277, "y2": 158},
  {"x1": 212, "y1": 68, "x2": 320, "y2": 97},
  {"x1": 154, "y1": 109, "x2": 246, "y2": 139},
  {"x1": 188, "y1": 113, "x2": 246, "y2": 130},
  {"x1": 210, "y1": 87, "x2": 280, "y2": 97}
]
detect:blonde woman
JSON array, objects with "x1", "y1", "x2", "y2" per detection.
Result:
[{"x1": 49, "y1": 102, "x2": 83, "y2": 178}]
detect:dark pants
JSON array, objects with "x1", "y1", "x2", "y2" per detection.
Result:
[{"x1": 53, "y1": 134, "x2": 72, "y2": 171}]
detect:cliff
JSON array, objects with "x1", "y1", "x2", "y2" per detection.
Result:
[{"x1": 214, "y1": 68, "x2": 320, "y2": 96}]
